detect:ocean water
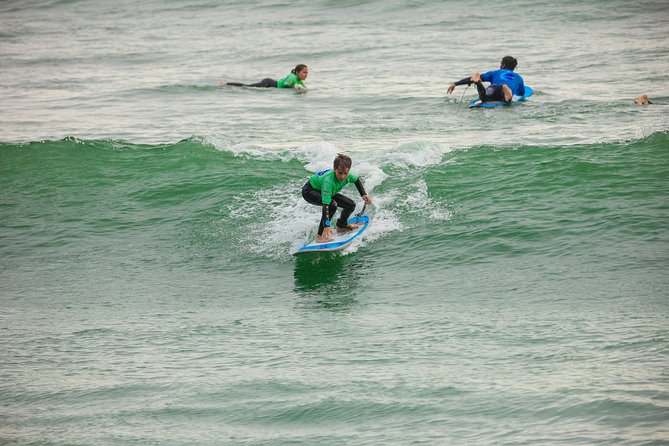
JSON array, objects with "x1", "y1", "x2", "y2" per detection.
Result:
[{"x1": 1, "y1": 0, "x2": 668, "y2": 444}]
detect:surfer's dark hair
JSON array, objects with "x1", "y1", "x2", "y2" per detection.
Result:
[
  {"x1": 334, "y1": 153, "x2": 352, "y2": 170},
  {"x1": 501, "y1": 56, "x2": 517, "y2": 70},
  {"x1": 292, "y1": 64, "x2": 308, "y2": 74}
]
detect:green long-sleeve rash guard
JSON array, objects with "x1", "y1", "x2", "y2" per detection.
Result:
[
  {"x1": 277, "y1": 72, "x2": 306, "y2": 89},
  {"x1": 308, "y1": 169, "x2": 367, "y2": 205}
]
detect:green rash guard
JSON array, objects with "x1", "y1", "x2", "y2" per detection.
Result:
[
  {"x1": 308, "y1": 169, "x2": 360, "y2": 205},
  {"x1": 277, "y1": 72, "x2": 306, "y2": 89}
]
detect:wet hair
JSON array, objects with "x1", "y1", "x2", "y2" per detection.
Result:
[
  {"x1": 333, "y1": 153, "x2": 352, "y2": 171},
  {"x1": 500, "y1": 56, "x2": 518, "y2": 71},
  {"x1": 292, "y1": 64, "x2": 308, "y2": 74}
]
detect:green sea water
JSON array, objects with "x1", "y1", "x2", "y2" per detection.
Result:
[
  {"x1": 2, "y1": 133, "x2": 668, "y2": 444},
  {"x1": 1, "y1": 0, "x2": 668, "y2": 444}
]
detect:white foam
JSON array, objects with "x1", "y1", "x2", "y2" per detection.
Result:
[
  {"x1": 226, "y1": 177, "x2": 408, "y2": 259},
  {"x1": 373, "y1": 140, "x2": 452, "y2": 170},
  {"x1": 297, "y1": 142, "x2": 341, "y2": 169},
  {"x1": 218, "y1": 139, "x2": 454, "y2": 259},
  {"x1": 227, "y1": 181, "x2": 316, "y2": 260},
  {"x1": 206, "y1": 136, "x2": 453, "y2": 172},
  {"x1": 205, "y1": 135, "x2": 295, "y2": 161},
  {"x1": 402, "y1": 179, "x2": 452, "y2": 222}
]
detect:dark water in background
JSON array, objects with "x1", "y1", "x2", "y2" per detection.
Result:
[{"x1": 1, "y1": 0, "x2": 668, "y2": 444}]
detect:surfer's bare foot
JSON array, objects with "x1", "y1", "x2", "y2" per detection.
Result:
[
  {"x1": 316, "y1": 227, "x2": 335, "y2": 243},
  {"x1": 219, "y1": 80, "x2": 227, "y2": 87},
  {"x1": 471, "y1": 72, "x2": 481, "y2": 84},
  {"x1": 337, "y1": 223, "x2": 359, "y2": 233},
  {"x1": 634, "y1": 94, "x2": 651, "y2": 105}
]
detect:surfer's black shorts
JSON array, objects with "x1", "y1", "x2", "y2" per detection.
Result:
[{"x1": 476, "y1": 83, "x2": 509, "y2": 102}]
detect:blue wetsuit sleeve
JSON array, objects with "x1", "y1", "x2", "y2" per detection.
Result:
[{"x1": 480, "y1": 70, "x2": 497, "y2": 83}]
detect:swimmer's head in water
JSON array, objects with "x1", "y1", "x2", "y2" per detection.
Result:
[{"x1": 634, "y1": 94, "x2": 652, "y2": 105}]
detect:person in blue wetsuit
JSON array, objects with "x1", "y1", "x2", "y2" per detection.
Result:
[
  {"x1": 447, "y1": 56, "x2": 525, "y2": 103},
  {"x1": 302, "y1": 154, "x2": 373, "y2": 243}
]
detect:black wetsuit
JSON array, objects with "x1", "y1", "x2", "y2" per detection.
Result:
[
  {"x1": 226, "y1": 78, "x2": 277, "y2": 88},
  {"x1": 302, "y1": 179, "x2": 367, "y2": 235}
]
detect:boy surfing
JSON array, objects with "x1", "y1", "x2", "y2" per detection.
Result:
[{"x1": 302, "y1": 154, "x2": 373, "y2": 243}]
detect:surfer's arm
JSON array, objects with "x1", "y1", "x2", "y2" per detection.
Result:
[
  {"x1": 354, "y1": 178, "x2": 367, "y2": 196},
  {"x1": 447, "y1": 77, "x2": 472, "y2": 94},
  {"x1": 354, "y1": 179, "x2": 373, "y2": 205}
]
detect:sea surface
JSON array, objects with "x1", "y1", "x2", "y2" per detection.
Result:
[{"x1": 1, "y1": 0, "x2": 668, "y2": 444}]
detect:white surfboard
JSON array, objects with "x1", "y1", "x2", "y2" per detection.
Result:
[{"x1": 293, "y1": 214, "x2": 370, "y2": 255}]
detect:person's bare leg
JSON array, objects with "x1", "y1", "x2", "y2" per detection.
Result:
[{"x1": 502, "y1": 84, "x2": 513, "y2": 102}]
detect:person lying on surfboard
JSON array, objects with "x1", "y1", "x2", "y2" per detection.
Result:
[
  {"x1": 447, "y1": 56, "x2": 526, "y2": 103},
  {"x1": 220, "y1": 64, "x2": 308, "y2": 90},
  {"x1": 302, "y1": 153, "x2": 373, "y2": 243}
]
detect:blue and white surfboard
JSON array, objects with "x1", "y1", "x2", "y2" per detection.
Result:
[
  {"x1": 293, "y1": 215, "x2": 370, "y2": 255},
  {"x1": 469, "y1": 86, "x2": 534, "y2": 108}
]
